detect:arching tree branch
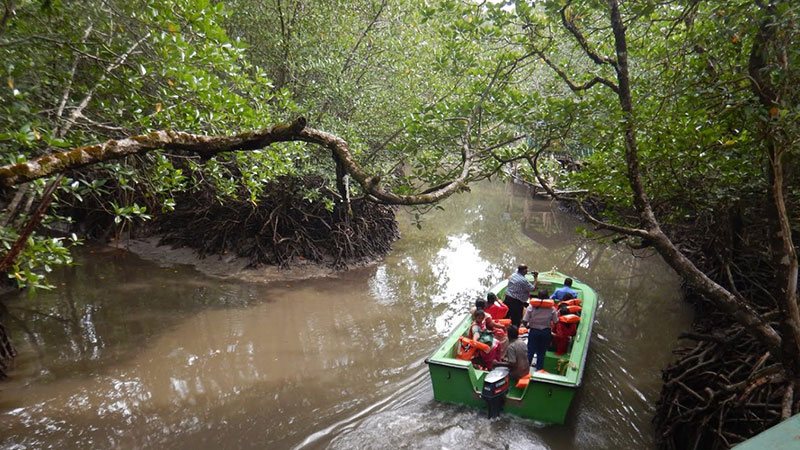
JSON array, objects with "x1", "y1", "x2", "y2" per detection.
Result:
[
  {"x1": 561, "y1": 0, "x2": 618, "y2": 69},
  {"x1": 0, "y1": 117, "x2": 474, "y2": 206},
  {"x1": 535, "y1": 48, "x2": 619, "y2": 94},
  {"x1": 603, "y1": 0, "x2": 783, "y2": 356},
  {"x1": 528, "y1": 144, "x2": 649, "y2": 238},
  {"x1": 531, "y1": 0, "x2": 785, "y2": 357}
]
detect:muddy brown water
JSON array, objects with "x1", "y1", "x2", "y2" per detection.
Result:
[{"x1": 0, "y1": 181, "x2": 691, "y2": 449}]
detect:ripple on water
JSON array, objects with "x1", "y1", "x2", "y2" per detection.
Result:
[
  {"x1": 327, "y1": 402, "x2": 550, "y2": 450},
  {"x1": 1, "y1": 181, "x2": 692, "y2": 450}
]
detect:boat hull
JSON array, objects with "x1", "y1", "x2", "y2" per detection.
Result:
[
  {"x1": 425, "y1": 271, "x2": 597, "y2": 424},
  {"x1": 427, "y1": 359, "x2": 577, "y2": 423}
]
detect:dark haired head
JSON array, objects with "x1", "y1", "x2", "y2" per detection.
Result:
[
  {"x1": 475, "y1": 299, "x2": 487, "y2": 309},
  {"x1": 517, "y1": 264, "x2": 528, "y2": 273},
  {"x1": 508, "y1": 325, "x2": 519, "y2": 340},
  {"x1": 564, "y1": 277, "x2": 573, "y2": 287},
  {"x1": 538, "y1": 288, "x2": 549, "y2": 299},
  {"x1": 562, "y1": 292, "x2": 575, "y2": 301},
  {"x1": 558, "y1": 303, "x2": 569, "y2": 315},
  {"x1": 487, "y1": 292, "x2": 497, "y2": 305},
  {"x1": 473, "y1": 308, "x2": 486, "y2": 319}
]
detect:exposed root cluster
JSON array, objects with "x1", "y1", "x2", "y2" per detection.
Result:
[
  {"x1": 654, "y1": 319, "x2": 794, "y2": 449},
  {"x1": 653, "y1": 208, "x2": 796, "y2": 449},
  {"x1": 0, "y1": 316, "x2": 16, "y2": 379},
  {"x1": 155, "y1": 175, "x2": 399, "y2": 269}
]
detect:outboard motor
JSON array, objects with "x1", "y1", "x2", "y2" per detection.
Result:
[{"x1": 480, "y1": 366, "x2": 509, "y2": 418}]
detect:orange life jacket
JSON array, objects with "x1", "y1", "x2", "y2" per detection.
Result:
[
  {"x1": 529, "y1": 298, "x2": 555, "y2": 308},
  {"x1": 456, "y1": 336, "x2": 491, "y2": 361},
  {"x1": 494, "y1": 318, "x2": 511, "y2": 327},
  {"x1": 559, "y1": 314, "x2": 580, "y2": 324},
  {"x1": 515, "y1": 373, "x2": 531, "y2": 388},
  {"x1": 514, "y1": 370, "x2": 549, "y2": 388}
]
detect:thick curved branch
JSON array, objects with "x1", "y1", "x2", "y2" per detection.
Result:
[
  {"x1": 298, "y1": 127, "x2": 473, "y2": 205},
  {"x1": 0, "y1": 117, "x2": 311, "y2": 187},
  {"x1": 534, "y1": 48, "x2": 619, "y2": 94},
  {"x1": 0, "y1": 117, "x2": 473, "y2": 206},
  {"x1": 603, "y1": 0, "x2": 783, "y2": 354},
  {"x1": 561, "y1": 0, "x2": 618, "y2": 69},
  {"x1": 528, "y1": 146, "x2": 649, "y2": 238}
]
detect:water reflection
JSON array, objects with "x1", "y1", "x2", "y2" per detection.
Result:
[{"x1": 0, "y1": 181, "x2": 691, "y2": 449}]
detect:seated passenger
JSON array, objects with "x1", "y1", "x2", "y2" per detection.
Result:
[
  {"x1": 485, "y1": 292, "x2": 508, "y2": 320},
  {"x1": 478, "y1": 294, "x2": 509, "y2": 353},
  {"x1": 471, "y1": 299, "x2": 507, "y2": 330},
  {"x1": 471, "y1": 309, "x2": 502, "y2": 370},
  {"x1": 560, "y1": 292, "x2": 581, "y2": 315},
  {"x1": 494, "y1": 326, "x2": 528, "y2": 385},
  {"x1": 469, "y1": 298, "x2": 486, "y2": 316},
  {"x1": 552, "y1": 303, "x2": 578, "y2": 355},
  {"x1": 550, "y1": 277, "x2": 578, "y2": 300}
]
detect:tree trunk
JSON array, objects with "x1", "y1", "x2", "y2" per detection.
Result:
[
  {"x1": 748, "y1": 5, "x2": 800, "y2": 374},
  {"x1": 604, "y1": 0, "x2": 784, "y2": 355},
  {"x1": 0, "y1": 174, "x2": 63, "y2": 275}
]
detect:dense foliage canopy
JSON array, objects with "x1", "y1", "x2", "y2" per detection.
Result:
[{"x1": 0, "y1": 1, "x2": 798, "y2": 444}]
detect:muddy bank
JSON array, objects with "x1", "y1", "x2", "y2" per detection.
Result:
[
  {"x1": 119, "y1": 236, "x2": 378, "y2": 284},
  {"x1": 47, "y1": 172, "x2": 401, "y2": 282}
]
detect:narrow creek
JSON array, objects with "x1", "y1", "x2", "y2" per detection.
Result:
[{"x1": 0, "y1": 181, "x2": 692, "y2": 449}]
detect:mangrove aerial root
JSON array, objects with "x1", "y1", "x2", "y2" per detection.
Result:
[
  {"x1": 155, "y1": 175, "x2": 399, "y2": 269},
  {"x1": 654, "y1": 319, "x2": 795, "y2": 450},
  {"x1": 653, "y1": 207, "x2": 799, "y2": 450},
  {"x1": 0, "y1": 320, "x2": 17, "y2": 379}
]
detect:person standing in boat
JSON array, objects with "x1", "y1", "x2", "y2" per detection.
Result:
[
  {"x1": 550, "y1": 277, "x2": 578, "y2": 300},
  {"x1": 522, "y1": 289, "x2": 558, "y2": 371},
  {"x1": 505, "y1": 264, "x2": 538, "y2": 327}
]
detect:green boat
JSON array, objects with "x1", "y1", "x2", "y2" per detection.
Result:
[{"x1": 424, "y1": 270, "x2": 598, "y2": 424}]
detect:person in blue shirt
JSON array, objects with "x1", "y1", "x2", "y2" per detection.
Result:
[{"x1": 551, "y1": 277, "x2": 578, "y2": 300}]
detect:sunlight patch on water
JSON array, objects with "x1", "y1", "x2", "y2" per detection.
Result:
[
  {"x1": 431, "y1": 234, "x2": 491, "y2": 303},
  {"x1": 368, "y1": 265, "x2": 398, "y2": 305}
]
